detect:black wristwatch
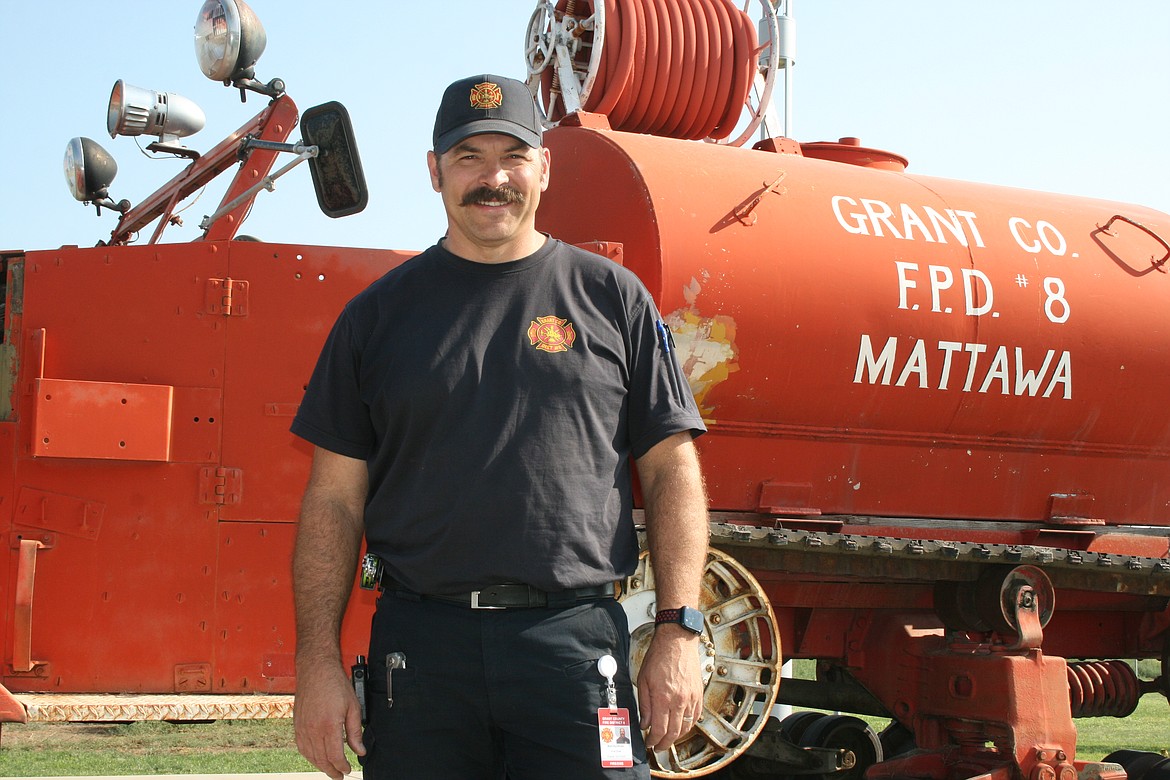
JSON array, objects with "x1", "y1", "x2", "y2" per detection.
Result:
[{"x1": 655, "y1": 606, "x2": 704, "y2": 635}]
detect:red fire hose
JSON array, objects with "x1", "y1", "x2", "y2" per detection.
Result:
[{"x1": 543, "y1": 0, "x2": 758, "y2": 140}]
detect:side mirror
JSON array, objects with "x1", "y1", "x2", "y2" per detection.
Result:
[{"x1": 301, "y1": 101, "x2": 368, "y2": 218}]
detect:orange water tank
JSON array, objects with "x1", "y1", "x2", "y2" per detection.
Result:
[{"x1": 537, "y1": 124, "x2": 1170, "y2": 527}]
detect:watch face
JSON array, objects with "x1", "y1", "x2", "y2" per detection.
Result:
[{"x1": 679, "y1": 606, "x2": 704, "y2": 634}]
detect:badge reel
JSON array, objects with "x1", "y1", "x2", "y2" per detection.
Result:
[{"x1": 596, "y1": 654, "x2": 634, "y2": 768}]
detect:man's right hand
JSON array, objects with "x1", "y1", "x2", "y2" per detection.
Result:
[
  {"x1": 294, "y1": 663, "x2": 366, "y2": 779},
  {"x1": 292, "y1": 447, "x2": 369, "y2": 778}
]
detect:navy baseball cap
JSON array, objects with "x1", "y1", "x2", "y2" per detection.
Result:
[{"x1": 433, "y1": 74, "x2": 543, "y2": 154}]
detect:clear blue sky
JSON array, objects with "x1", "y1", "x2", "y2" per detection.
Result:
[{"x1": 2, "y1": 1, "x2": 1166, "y2": 252}]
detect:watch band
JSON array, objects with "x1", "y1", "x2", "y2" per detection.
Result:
[{"x1": 655, "y1": 606, "x2": 704, "y2": 634}]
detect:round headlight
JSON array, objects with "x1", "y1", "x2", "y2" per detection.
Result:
[
  {"x1": 195, "y1": 0, "x2": 267, "y2": 82},
  {"x1": 64, "y1": 137, "x2": 119, "y2": 202}
]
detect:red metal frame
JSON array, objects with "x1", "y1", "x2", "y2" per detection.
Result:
[{"x1": 107, "y1": 94, "x2": 299, "y2": 246}]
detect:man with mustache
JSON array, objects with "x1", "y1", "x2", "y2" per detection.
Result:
[{"x1": 291, "y1": 74, "x2": 709, "y2": 779}]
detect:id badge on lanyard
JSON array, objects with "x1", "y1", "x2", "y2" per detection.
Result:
[{"x1": 596, "y1": 655, "x2": 634, "y2": 768}]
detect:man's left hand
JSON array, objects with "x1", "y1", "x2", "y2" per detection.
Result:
[{"x1": 637, "y1": 623, "x2": 704, "y2": 752}]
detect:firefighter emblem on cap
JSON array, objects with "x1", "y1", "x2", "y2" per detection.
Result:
[
  {"x1": 469, "y1": 82, "x2": 504, "y2": 110},
  {"x1": 528, "y1": 315, "x2": 576, "y2": 353}
]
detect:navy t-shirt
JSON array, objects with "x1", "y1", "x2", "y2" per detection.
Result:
[{"x1": 291, "y1": 238, "x2": 705, "y2": 594}]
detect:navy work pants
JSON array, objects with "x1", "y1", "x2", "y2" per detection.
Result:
[{"x1": 360, "y1": 592, "x2": 650, "y2": 779}]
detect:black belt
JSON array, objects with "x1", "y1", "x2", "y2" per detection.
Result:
[{"x1": 382, "y1": 577, "x2": 617, "y2": 610}]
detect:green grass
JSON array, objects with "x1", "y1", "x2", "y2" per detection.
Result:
[
  {"x1": 0, "y1": 720, "x2": 351, "y2": 777},
  {"x1": 1075, "y1": 696, "x2": 1169, "y2": 762}
]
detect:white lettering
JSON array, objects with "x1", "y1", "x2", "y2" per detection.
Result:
[
  {"x1": 925, "y1": 207, "x2": 969, "y2": 246},
  {"x1": 1015, "y1": 348, "x2": 1055, "y2": 396},
  {"x1": 961, "y1": 268, "x2": 994, "y2": 316},
  {"x1": 1009, "y1": 217, "x2": 1068, "y2": 257},
  {"x1": 862, "y1": 199, "x2": 902, "y2": 239},
  {"x1": 1043, "y1": 277, "x2": 1070, "y2": 324},
  {"x1": 1038, "y1": 221, "x2": 1067, "y2": 256},
  {"x1": 896, "y1": 340, "x2": 930, "y2": 388},
  {"x1": 854, "y1": 335, "x2": 898, "y2": 385},
  {"x1": 962, "y1": 343, "x2": 988, "y2": 391},
  {"x1": 929, "y1": 266, "x2": 954, "y2": 312},
  {"x1": 953, "y1": 210, "x2": 986, "y2": 248},
  {"x1": 979, "y1": 346, "x2": 1011, "y2": 394},
  {"x1": 832, "y1": 196, "x2": 869, "y2": 235},
  {"x1": 1009, "y1": 217, "x2": 1042, "y2": 253},
  {"x1": 1044, "y1": 352, "x2": 1073, "y2": 399},
  {"x1": 853, "y1": 335, "x2": 1072, "y2": 400},
  {"x1": 895, "y1": 262, "x2": 918, "y2": 310},
  {"x1": 833, "y1": 197, "x2": 984, "y2": 247},
  {"x1": 900, "y1": 204, "x2": 935, "y2": 242},
  {"x1": 938, "y1": 340, "x2": 963, "y2": 390}
]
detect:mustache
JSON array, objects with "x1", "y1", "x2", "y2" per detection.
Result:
[{"x1": 461, "y1": 185, "x2": 526, "y2": 207}]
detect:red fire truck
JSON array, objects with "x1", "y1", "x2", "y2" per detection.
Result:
[{"x1": 3, "y1": 2, "x2": 1168, "y2": 778}]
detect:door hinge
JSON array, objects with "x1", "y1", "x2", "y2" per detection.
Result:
[
  {"x1": 205, "y1": 278, "x2": 250, "y2": 317},
  {"x1": 199, "y1": 467, "x2": 243, "y2": 505}
]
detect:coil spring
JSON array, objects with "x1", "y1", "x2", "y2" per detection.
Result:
[
  {"x1": 1067, "y1": 660, "x2": 1141, "y2": 718},
  {"x1": 543, "y1": 0, "x2": 758, "y2": 139},
  {"x1": 549, "y1": 0, "x2": 578, "y2": 98}
]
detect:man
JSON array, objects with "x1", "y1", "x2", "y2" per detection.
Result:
[{"x1": 291, "y1": 74, "x2": 709, "y2": 779}]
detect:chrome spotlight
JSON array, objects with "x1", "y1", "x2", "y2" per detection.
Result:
[{"x1": 107, "y1": 80, "x2": 206, "y2": 157}]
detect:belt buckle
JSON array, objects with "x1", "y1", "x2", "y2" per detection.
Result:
[{"x1": 470, "y1": 590, "x2": 505, "y2": 610}]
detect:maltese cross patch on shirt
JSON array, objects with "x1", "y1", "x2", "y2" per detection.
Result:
[{"x1": 528, "y1": 315, "x2": 577, "y2": 353}]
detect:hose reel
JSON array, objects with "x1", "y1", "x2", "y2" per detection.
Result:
[{"x1": 525, "y1": 0, "x2": 781, "y2": 146}]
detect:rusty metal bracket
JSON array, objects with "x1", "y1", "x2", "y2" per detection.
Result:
[
  {"x1": 13, "y1": 538, "x2": 46, "y2": 673},
  {"x1": 1099, "y1": 214, "x2": 1170, "y2": 273},
  {"x1": 1002, "y1": 580, "x2": 1045, "y2": 651},
  {"x1": 734, "y1": 172, "x2": 788, "y2": 226},
  {"x1": 573, "y1": 241, "x2": 624, "y2": 266}
]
